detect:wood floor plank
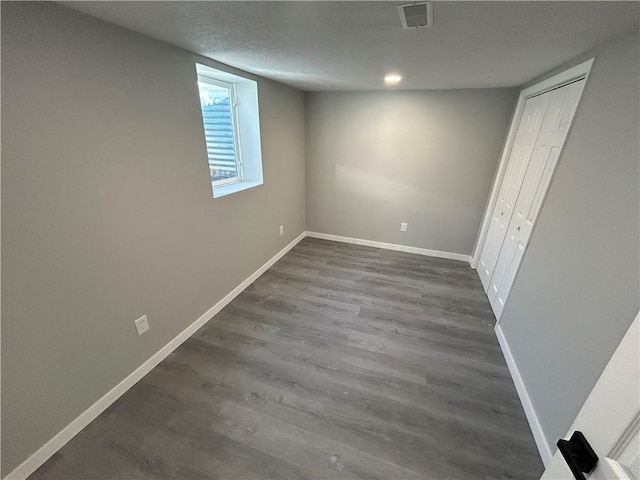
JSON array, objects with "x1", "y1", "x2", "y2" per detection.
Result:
[
  {"x1": 29, "y1": 238, "x2": 544, "y2": 479},
  {"x1": 190, "y1": 329, "x2": 533, "y2": 449}
]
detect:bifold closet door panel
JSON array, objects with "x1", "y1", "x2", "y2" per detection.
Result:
[
  {"x1": 478, "y1": 93, "x2": 550, "y2": 290},
  {"x1": 487, "y1": 79, "x2": 586, "y2": 318}
]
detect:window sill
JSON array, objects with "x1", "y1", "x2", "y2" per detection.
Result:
[{"x1": 212, "y1": 180, "x2": 262, "y2": 198}]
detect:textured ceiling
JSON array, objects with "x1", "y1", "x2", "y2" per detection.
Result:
[{"x1": 62, "y1": 1, "x2": 639, "y2": 91}]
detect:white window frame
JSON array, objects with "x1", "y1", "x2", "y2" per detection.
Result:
[
  {"x1": 195, "y1": 63, "x2": 264, "y2": 199},
  {"x1": 197, "y1": 74, "x2": 244, "y2": 189}
]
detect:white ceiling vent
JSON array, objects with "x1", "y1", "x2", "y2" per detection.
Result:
[{"x1": 397, "y1": 2, "x2": 433, "y2": 29}]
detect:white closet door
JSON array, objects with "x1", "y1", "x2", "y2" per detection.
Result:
[
  {"x1": 487, "y1": 79, "x2": 586, "y2": 318},
  {"x1": 478, "y1": 93, "x2": 549, "y2": 290}
]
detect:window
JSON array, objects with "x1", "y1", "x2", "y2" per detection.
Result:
[
  {"x1": 195, "y1": 64, "x2": 263, "y2": 198},
  {"x1": 197, "y1": 77, "x2": 242, "y2": 187}
]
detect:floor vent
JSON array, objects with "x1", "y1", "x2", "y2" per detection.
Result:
[{"x1": 397, "y1": 2, "x2": 433, "y2": 29}]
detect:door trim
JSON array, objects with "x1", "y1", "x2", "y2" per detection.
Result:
[{"x1": 470, "y1": 58, "x2": 595, "y2": 271}]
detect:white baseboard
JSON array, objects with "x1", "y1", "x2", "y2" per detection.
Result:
[
  {"x1": 495, "y1": 324, "x2": 553, "y2": 466},
  {"x1": 3, "y1": 232, "x2": 306, "y2": 480},
  {"x1": 305, "y1": 231, "x2": 471, "y2": 263}
]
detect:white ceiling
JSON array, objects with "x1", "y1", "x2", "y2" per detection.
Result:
[{"x1": 62, "y1": 1, "x2": 639, "y2": 91}]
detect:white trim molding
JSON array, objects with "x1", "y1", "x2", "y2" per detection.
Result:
[
  {"x1": 520, "y1": 58, "x2": 595, "y2": 99},
  {"x1": 495, "y1": 324, "x2": 553, "y2": 466},
  {"x1": 306, "y1": 231, "x2": 471, "y2": 263},
  {"x1": 470, "y1": 58, "x2": 595, "y2": 269},
  {"x1": 3, "y1": 232, "x2": 306, "y2": 480}
]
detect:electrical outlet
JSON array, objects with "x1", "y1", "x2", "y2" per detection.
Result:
[
  {"x1": 400, "y1": 222, "x2": 408, "y2": 232},
  {"x1": 279, "y1": 225, "x2": 284, "y2": 236},
  {"x1": 134, "y1": 315, "x2": 150, "y2": 336}
]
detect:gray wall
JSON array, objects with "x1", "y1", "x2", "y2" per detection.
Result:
[
  {"x1": 500, "y1": 29, "x2": 640, "y2": 451},
  {"x1": 305, "y1": 89, "x2": 518, "y2": 255},
  {"x1": 1, "y1": 2, "x2": 305, "y2": 474}
]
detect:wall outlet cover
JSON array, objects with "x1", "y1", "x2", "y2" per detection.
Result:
[
  {"x1": 134, "y1": 315, "x2": 150, "y2": 336},
  {"x1": 400, "y1": 223, "x2": 408, "y2": 232},
  {"x1": 279, "y1": 225, "x2": 284, "y2": 236}
]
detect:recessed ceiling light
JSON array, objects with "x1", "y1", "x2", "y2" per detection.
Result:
[{"x1": 384, "y1": 73, "x2": 402, "y2": 85}]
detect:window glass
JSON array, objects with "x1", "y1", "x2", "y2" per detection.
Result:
[{"x1": 197, "y1": 79, "x2": 240, "y2": 185}]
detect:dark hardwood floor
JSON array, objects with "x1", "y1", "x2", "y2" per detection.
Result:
[{"x1": 30, "y1": 238, "x2": 544, "y2": 480}]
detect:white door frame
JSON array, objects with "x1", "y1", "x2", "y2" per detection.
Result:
[{"x1": 470, "y1": 58, "x2": 595, "y2": 271}]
